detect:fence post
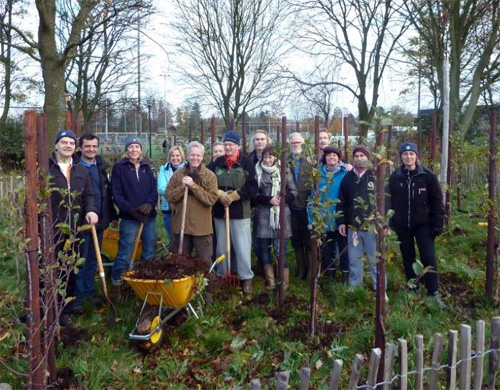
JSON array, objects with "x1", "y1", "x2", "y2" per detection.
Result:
[
  {"x1": 299, "y1": 367, "x2": 311, "y2": 390},
  {"x1": 446, "y1": 330, "x2": 458, "y2": 390},
  {"x1": 367, "y1": 348, "x2": 382, "y2": 389},
  {"x1": 460, "y1": 324, "x2": 472, "y2": 389},
  {"x1": 383, "y1": 343, "x2": 396, "y2": 390},
  {"x1": 348, "y1": 353, "x2": 364, "y2": 390},
  {"x1": 398, "y1": 338, "x2": 408, "y2": 390},
  {"x1": 473, "y1": 320, "x2": 485, "y2": 390},
  {"x1": 276, "y1": 371, "x2": 290, "y2": 390},
  {"x1": 329, "y1": 359, "x2": 343, "y2": 390},
  {"x1": 488, "y1": 316, "x2": 500, "y2": 388},
  {"x1": 429, "y1": 333, "x2": 443, "y2": 389},
  {"x1": 415, "y1": 335, "x2": 424, "y2": 390}
]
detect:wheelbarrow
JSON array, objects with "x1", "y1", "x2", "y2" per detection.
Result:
[{"x1": 122, "y1": 255, "x2": 224, "y2": 350}]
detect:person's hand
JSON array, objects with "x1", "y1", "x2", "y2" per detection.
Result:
[
  {"x1": 137, "y1": 203, "x2": 153, "y2": 215},
  {"x1": 129, "y1": 208, "x2": 147, "y2": 222},
  {"x1": 182, "y1": 176, "x2": 194, "y2": 188},
  {"x1": 339, "y1": 224, "x2": 347, "y2": 237},
  {"x1": 111, "y1": 220, "x2": 118, "y2": 228},
  {"x1": 227, "y1": 191, "x2": 241, "y2": 202},
  {"x1": 345, "y1": 164, "x2": 353, "y2": 171},
  {"x1": 85, "y1": 211, "x2": 99, "y2": 225},
  {"x1": 269, "y1": 195, "x2": 280, "y2": 207},
  {"x1": 218, "y1": 190, "x2": 232, "y2": 207}
]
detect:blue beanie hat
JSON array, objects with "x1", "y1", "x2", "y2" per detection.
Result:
[
  {"x1": 124, "y1": 136, "x2": 142, "y2": 150},
  {"x1": 399, "y1": 142, "x2": 419, "y2": 156},
  {"x1": 55, "y1": 129, "x2": 77, "y2": 144},
  {"x1": 223, "y1": 130, "x2": 240, "y2": 145}
]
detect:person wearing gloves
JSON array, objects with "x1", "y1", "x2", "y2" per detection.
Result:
[
  {"x1": 254, "y1": 145, "x2": 297, "y2": 290},
  {"x1": 388, "y1": 142, "x2": 445, "y2": 307},
  {"x1": 49, "y1": 130, "x2": 99, "y2": 326},
  {"x1": 111, "y1": 136, "x2": 158, "y2": 302},
  {"x1": 309, "y1": 146, "x2": 349, "y2": 283},
  {"x1": 210, "y1": 130, "x2": 258, "y2": 295},
  {"x1": 158, "y1": 145, "x2": 186, "y2": 246}
]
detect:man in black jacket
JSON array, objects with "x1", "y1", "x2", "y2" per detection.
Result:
[
  {"x1": 388, "y1": 142, "x2": 445, "y2": 307},
  {"x1": 49, "y1": 130, "x2": 99, "y2": 325},
  {"x1": 72, "y1": 134, "x2": 117, "y2": 314}
]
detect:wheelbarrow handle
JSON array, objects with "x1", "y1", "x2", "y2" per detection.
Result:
[{"x1": 209, "y1": 254, "x2": 226, "y2": 274}]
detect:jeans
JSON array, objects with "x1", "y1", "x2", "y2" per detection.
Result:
[
  {"x1": 348, "y1": 230, "x2": 379, "y2": 289},
  {"x1": 111, "y1": 218, "x2": 157, "y2": 285},
  {"x1": 162, "y1": 212, "x2": 173, "y2": 245},
  {"x1": 214, "y1": 218, "x2": 254, "y2": 280},
  {"x1": 322, "y1": 230, "x2": 349, "y2": 273},
  {"x1": 254, "y1": 237, "x2": 288, "y2": 267},
  {"x1": 74, "y1": 230, "x2": 103, "y2": 303},
  {"x1": 395, "y1": 224, "x2": 438, "y2": 295}
]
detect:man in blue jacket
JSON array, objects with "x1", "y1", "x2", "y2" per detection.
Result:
[{"x1": 111, "y1": 136, "x2": 158, "y2": 302}]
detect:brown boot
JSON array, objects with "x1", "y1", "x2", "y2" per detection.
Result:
[
  {"x1": 241, "y1": 279, "x2": 253, "y2": 295},
  {"x1": 263, "y1": 264, "x2": 275, "y2": 290},
  {"x1": 283, "y1": 268, "x2": 290, "y2": 290},
  {"x1": 295, "y1": 249, "x2": 306, "y2": 280},
  {"x1": 113, "y1": 284, "x2": 124, "y2": 304}
]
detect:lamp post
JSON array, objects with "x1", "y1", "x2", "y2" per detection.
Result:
[{"x1": 147, "y1": 100, "x2": 153, "y2": 159}]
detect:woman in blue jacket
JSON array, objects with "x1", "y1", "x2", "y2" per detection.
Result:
[
  {"x1": 157, "y1": 145, "x2": 186, "y2": 245},
  {"x1": 309, "y1": 146, "x2": 348, "y2": 283}
]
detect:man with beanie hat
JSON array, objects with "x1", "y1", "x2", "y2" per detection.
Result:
[
  {"x1": 388, "y1": 141, "x2": 445, "y2": 307},
  {"x1": 49, "y1": 129, "x2": 99, "y2": 325},
  {"x1": 338, "y1": 145, "x2": 384, "y2": 297},
  {"x1": 110, "y1": 135, "x2": 158, "y2": 302},
  {"x1": 210, "y1": 130, "x2": 258, "y2": 295}
]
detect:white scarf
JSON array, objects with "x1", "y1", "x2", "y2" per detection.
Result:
[{"x1": 256, "y1": 162, "x2": 281, "y2": 230}]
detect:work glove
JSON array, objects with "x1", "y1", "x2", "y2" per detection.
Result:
[
  {"x1": 218, "y1": 190, "x2": 232, "y2": 207},
  {"x1": 227, "y1": 191, "x2": 241, "y2": 202},
  {"x1": 187, "y1": 170, "x2": 202, "y2": 186},
  {"x1": 137, "y1": 203, "x2": 153, "y2": 215}
]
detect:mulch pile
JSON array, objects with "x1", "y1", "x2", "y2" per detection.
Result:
[{"x1": 132, "y1": 254, "x2": 210, "y2": 280}]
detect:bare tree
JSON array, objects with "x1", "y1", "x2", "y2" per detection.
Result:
[
  {"x1": 405, "y1": 0, "x2": 500, "y2": 141},
  {"x1": 171, "y1": 0, "x2": 288, "y2": 130},
  {"x1": 290, "y1": 0, "x2": 410, "y2": 137},
  {"x1": 63, "y1": 1, "x2": 152, "y2": 131}
]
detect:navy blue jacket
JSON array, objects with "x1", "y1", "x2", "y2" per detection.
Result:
[
  {"x1": 111, "y1": 158, "x2": 158, "y2": 220},
  {"x1": 388, "y1": 164, "x2": 444, "y2": 232}
]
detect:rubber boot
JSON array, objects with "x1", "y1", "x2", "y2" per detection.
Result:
[
  {"x1": 341, "y1": 271, "x2": 349, "y2": 285},
  {"x1": 263, "y1": 264, "x2": 275, "y2": 290},
  {"x1": 283, "y1": 268, "x2": 290, "y2": 290},
  {"x1": 295, "y1": 249, "x2": 306, "y2": 280},
  {"x1": 327, "y1": 268, "x2": 337, "y2": 282}
]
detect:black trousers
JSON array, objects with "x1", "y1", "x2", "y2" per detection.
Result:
[
  {"x1": 395, "y1": 224, "x2": 438, "y2": 295},
  {"x1": 322, "y1": 230, "x2": 349, "y2": 273},
  {"x1": 290, "y1": 208, "x2": 310, "y2": 251}
]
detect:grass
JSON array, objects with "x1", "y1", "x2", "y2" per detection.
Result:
[{"x1": 0, "y1": 188, "x2": 499, "y2": 388}]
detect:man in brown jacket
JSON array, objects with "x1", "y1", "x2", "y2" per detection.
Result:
[{"x1": 166, "y1": 141, "x2": 219, "y2": 266}]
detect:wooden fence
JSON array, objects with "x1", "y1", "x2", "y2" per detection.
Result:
[{"x1": 249, "y1": 317, "x2": 500, "y2": 390}]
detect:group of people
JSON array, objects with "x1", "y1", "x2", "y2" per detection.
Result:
[{"x1": 49, "y1": 126, "x2": 445, "y2": 326}]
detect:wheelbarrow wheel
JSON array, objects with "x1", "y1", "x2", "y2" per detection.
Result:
[{"x1": 137, "y1": 315, "x2": 164, "y2": 352}]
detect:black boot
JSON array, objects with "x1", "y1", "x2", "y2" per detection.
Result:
[
  {"x1": 327, "y1": 268, "x2": 337, "y2": 282},
  {"x1": 341, "y1": 271, "x2": 349, "y2": 285},
  {"x1": 295, "y1": 249, "x2": 306, "y2": 280}
]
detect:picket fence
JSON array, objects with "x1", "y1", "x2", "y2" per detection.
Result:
[{"x1": 249, "y1": 317, "x2": 500, "y2": 390}]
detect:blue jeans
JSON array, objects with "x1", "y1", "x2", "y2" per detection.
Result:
[
  {"x1": 254, "y1": 238, "x2": 288, "y2": 267},
  {"x1": 74, "y1": 231, "x2": 103, "y2": 303},
  {"x1": 348, "y1": 230, "x2": 378, "y2": 289},
  {"x1": 111, "y1": 218, "x2": 157, "y2": 285},
  {"x1": 214, "y1": 218, "x2": 254, "y2": 280},
  {"x1": 162, "y1": 212, "x2": 173, "y2": 245}
]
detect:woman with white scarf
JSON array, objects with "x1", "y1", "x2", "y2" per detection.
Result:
[{"x1": 254, "y1": 145, "x2": 297, "y2": 290}]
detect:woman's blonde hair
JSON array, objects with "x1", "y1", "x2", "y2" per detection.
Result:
[{"x1": 168, "y1": 145, "x2": 185, "y2": 161}]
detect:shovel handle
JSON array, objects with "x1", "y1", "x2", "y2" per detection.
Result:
[
  {"x1": 178, "y1": 186, "x2": 189, "y2": 255},
  {"x1": 129, "y1": 222, "x2": 144, "y2": 270},
  {"x1": 91, "y1": 224, "x2": 109, "y2": 298},
  {"x1": 225, "y1": 206, "x2": 231, "y2": 275}
]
